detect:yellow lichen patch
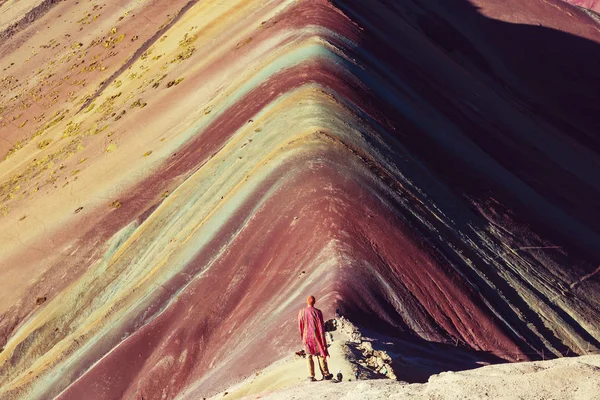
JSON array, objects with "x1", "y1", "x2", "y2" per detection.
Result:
[
  {"x1": 62, "y1": 121, "x2": 83, "y2": 138},
  {"x1": 151, "y1": 74, "x2": 168, "y2": 88},
  {"x1": 170, "y1": 47, "x2": 195, "y2": 63},
  {"x1": 158, "y1": 15, "x2": 175, "y2": 30},
  {"x1": 82, "y1": 102, "x2": 96, "y2": 114},
  {"x1": 33, "y1": 112, "x2": 66, "y2": 137},
  {"x1": 1, "y1": 138, "x2": 83, "y2": 206},
  {"x1": 109, "y1": 200, "x2": 121, "y2": 208},
  {"x1": 81, "y1": 61, "x2": 104, "y2": 73},
  {"x1": 38, "y1": 139, "x2": 52, "y2": 150},
  {"x1": 166, "y1": 78, "x2": 184, "y2": 88},
  {"x1": 236, "y1": 37, "x2": 253, "y2": 49},
  {"x1": 5, "y1": 140, "x2": 27, "y2": 159},
  {"x1": 114, "y1": 110, "x2": 126, "y2": 120},
  {"x1": 76, "y1": 95, "x2": 92, "y2": 107},
  {"x1": 102, "y1": 27, "x2": 126, "y2": 49},
  {"x1": 96, "y1": 92, "x2": 122, "y2": 116},
  {"x1": 77, "y1": 11, "x2": 100, "y2": 26},
  {"x1": 84, "y1": 122, "x2": 108, "y2": 137},
  {"x1": 106, "y1": 143, "x2": 117, "y2": 152},
  {"x1": 143, "y1": 151, "x2": 153, "y2": 157},
  {"x1": 140, "y1": 48, "x2": 153, "y2": 61},
  {"x1": 178, "y1": 33, "x2": 197, "y2": 47},
  {"x1": 130, "y1": 99, "x2": 147, "y2": 108}
]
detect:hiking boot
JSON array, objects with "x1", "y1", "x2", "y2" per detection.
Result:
[
  {"x1": 308, "y1": 377, "x2": 317, "y2": 382},
  {"x1": 324, "y1": 373, "x2": 334, "y2": 380}
]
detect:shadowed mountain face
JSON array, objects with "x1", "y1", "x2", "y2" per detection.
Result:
[{"x1": 0, "y1": 0, "x2": 599, "y2": 398}]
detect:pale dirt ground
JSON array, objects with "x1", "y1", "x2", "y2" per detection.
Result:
[
  {"x1": 220, "y1": 355, "x2": 600, "y2": 400},
  {"x1": 209, "y1": 326, "x2": 600, "y2": 400},
  {"x1": 209, "y1": 330, "x2": 358, "y2": 400}
]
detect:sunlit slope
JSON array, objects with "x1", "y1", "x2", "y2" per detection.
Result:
[
  {"x1": 562, "y1": 0, "x2": 600, "y2": 12},
  {"x1": 0, "y1": 0, "x2": 599, "y2": 399}
]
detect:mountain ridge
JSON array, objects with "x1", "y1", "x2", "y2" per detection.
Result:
[{"x1": 0, "y1": 0, "x2": 599, "y2": 398}]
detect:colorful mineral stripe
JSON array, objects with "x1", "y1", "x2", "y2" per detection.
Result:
[{"x1": 0, "y1": 0, "x2": 599, "y2": 399}]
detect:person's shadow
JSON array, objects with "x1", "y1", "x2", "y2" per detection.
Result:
[{"x1": 326, "y1": 0, "x2": 600, "y2": 383}]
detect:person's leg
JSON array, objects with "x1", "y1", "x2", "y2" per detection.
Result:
[
  {"x1": 306, "y1": 354, "x2": 315, "y2": 378},
  {"x1": 315, "y1": 355, "x2": 324, "y2": 377},
  {"x1": 318, "y1": 356, "x2": 331, "y2": 377}
]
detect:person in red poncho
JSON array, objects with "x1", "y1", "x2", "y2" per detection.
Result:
[{"x1": 298, "y1": 295, "x2": 333, "y2": 381}]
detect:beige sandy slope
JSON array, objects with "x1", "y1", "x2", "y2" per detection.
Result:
[{"x1": 193, "y1": 329, "x2": 356, "y2": 400}]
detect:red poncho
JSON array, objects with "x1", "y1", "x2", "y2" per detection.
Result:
[{"x1": 298, "y1": 306, "x2": 329, "y2": 357}]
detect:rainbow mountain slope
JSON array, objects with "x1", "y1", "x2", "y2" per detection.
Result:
[
  {"x1": 563, "y1": 0, "x2": 600, "y2": 12},
  {"x1": 0, "y1": 0, "x2": 599, "y2": 399}
]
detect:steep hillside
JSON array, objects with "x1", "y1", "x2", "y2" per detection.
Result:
[
  {"x1": 0, "y1": 0, "x2": 599, "y2": 399},
  {"x1": 562, "y1": 0, "x2": 600, "y2": 12}
]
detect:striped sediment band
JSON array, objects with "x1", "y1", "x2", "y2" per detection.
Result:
[{"x1": 0, "y1": 0, "x2": 600, "y2": 399}]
